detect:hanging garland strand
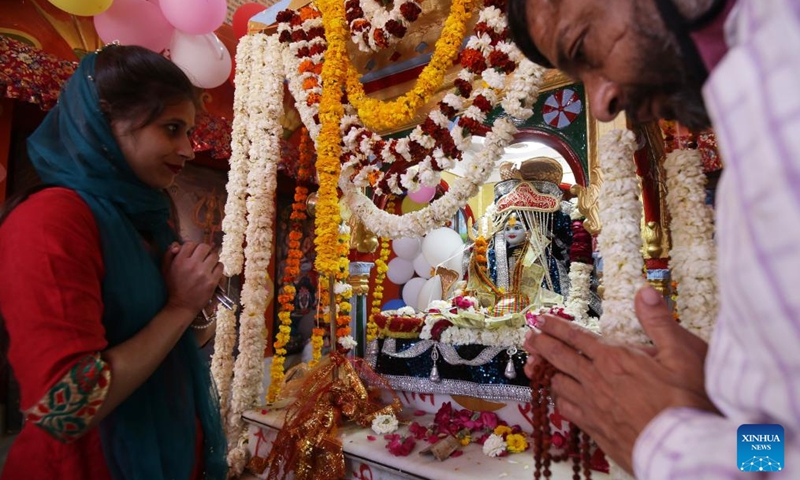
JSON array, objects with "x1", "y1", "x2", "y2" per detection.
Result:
[
  {"x1": 268, "y1": 127, "x2": 313, "y2": 402},
  {"x1": 310, "y1": 275, "x2": 329, "y2": 367},
  {"x1": 367, "y1": 198, "x2": 395, "y2": 343},
  {"x1": 314, "y1": 0, "x2": 348, "y2": 278},
  {"x1": 343, "y1": 0, "x2": 478, "y2": 131}
]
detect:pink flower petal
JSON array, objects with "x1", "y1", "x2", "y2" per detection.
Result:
[
  {"x1": 451, "y1": 450, "x2": 464, "y2": 458},
  {"x1": 414, "y1": 410, "x2": 426, "y2": 416},
  {"x1": 367, "y1": 435, "x2": 376, "y2": 441}
]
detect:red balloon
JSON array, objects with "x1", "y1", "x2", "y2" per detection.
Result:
[{"x1": 233, "y1": 3, "x2": 268, "y2": 40}]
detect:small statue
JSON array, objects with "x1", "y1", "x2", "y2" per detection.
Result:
[{"x1": 466, "y1": 157, "x2": 569, "y2": 316}]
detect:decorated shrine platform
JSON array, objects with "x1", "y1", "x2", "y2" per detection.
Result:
[{"x1": 242, "y1": 391, "x2": 610, "y2": 480}]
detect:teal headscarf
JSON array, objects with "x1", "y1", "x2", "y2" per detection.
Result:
[{"x1": 27, "y1": 52, "x2": 227, "y2": 480}]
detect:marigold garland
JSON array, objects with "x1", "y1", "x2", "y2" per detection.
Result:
[
  {"x1": 314, "y1": 0, "x2": 348, "y2": 279},
  {"x1": 310, "y1": 276, "x2": 330, "y2": 368},
  {"x1": 335, "y1": 225, "x2": 354, "y2": 351},
  {"x1": 343, "y1": 0, "x2": 478, "y2": 131},
  {"x1": 367, "y1": 199, "x2": 395, "y2": 342},
  {"x1": 268, "y1": 127, "x2": 313, "y2": 402}
]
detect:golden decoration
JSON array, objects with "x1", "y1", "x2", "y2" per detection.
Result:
[
  {"x1": 435, "y1": 266, "x2": 460, "y2": 298},
  {"x1": 348, "y1": 215, "x2": 379, "y2": 253},
  {"x1": 263, "y1": 354, "x2": 401, "y2": 480},
  {"x1": 348, "y1": 273, "x2": 371, "y2": 296},
  {"x1": 518, "y1": 156, "x2": 564, "y2": 184},
  {"x1": 571, "y1": 164, "x2": 602, "y2": 236},
  {"x1": 642, "y1": 220, "x2": 664, "y2": 259}
]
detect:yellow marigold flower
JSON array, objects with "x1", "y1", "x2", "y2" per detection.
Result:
[
  {"x1": 459, "y1": 435, "x2": 471, "y2": 446},
  {"x1": 506, "y1": 434, "x2": 528, "y2": 454},
  {"x1": 494, "y1": 425, "x2": 513, "y2": 436}
]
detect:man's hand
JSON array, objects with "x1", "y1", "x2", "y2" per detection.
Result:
[{"x1": 523, "y1": 286, "x2": 718, "y2": 474}]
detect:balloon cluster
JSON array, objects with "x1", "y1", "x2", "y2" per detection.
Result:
[
  {"x1": 384, "y1": 228, "x2": 465, "y2": 312},
  {"x1": 48, "y1": 0, "x2": 267, "y2": 89}
]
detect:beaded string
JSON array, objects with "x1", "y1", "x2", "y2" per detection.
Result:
[{"x1": 530, "y1": 360, "x2": 593, "y2": 479}]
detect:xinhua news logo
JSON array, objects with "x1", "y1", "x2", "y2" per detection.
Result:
[{"x1": 738, "y1": 424, "x2": 784, "y2": 472}]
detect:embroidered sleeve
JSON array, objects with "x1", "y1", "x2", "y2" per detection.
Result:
[{"x1": 25, "y1": 353, "x2": 111, "y2": 442}]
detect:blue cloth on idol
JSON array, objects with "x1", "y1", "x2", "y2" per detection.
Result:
[{"x1": 27, "y1": 52, "x2": 227, "y2": 480}]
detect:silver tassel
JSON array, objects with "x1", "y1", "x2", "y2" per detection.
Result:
[
  {"x1": 429, "y1": 346, "x2": 441, "y2": 383},
  {"x1": 504, "y1": 346, "x2": 517, "y2": 379}
]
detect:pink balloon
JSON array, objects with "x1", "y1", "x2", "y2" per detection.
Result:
[
  {"x1": 94, "y1": 0, "x2": 175, "y2": 53},
  {"x1": 159, "y1": 0, "x2": 227, "y2": 35},
  {"x1": 408, "y1": 185, "x2": 436, "y2": 204},
  {"x1": 169, "y1": 31, "x2": 232, "y2": 89}
]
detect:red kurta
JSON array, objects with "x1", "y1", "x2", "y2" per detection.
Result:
[
  {"x1": 0, "y1": 188, "x2": 202, "y2": 480},
  {"x1": 0, "y1": 188, "x2": 111, "y2": 480}
]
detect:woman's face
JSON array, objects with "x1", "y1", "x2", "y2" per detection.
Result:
[
  {"x1": 504, "y1": 221, "x2": 527, "y2": 247},
  {"x1": 111, "y1": 100, "x2": 196, "y2": 189}
]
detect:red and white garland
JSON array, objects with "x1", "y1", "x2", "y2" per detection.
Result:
[
  {"x1": 346, "y1": 0, "x2": 423, "y2": 52},
  {"x1": 277, "y1": 0, "x2": 545, "y2": 238}
]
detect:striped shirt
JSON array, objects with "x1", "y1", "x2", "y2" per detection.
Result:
[{"x1": 633, "y1": 1, "x2": 800, "y2": 478}]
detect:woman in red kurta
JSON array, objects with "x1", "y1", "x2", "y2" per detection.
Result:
[{"x1": 0, "y1": 45, "x2": 226, "y2": 480}]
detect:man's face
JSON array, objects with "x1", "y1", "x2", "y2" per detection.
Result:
[{"x1": 524, "y1": 0, "x2": 711, "y2": 129}]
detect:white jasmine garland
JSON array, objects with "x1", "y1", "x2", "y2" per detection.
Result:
[
  {"x1": 334, "y1": 282, "x2": 353, "y2": 296},
  {"x1": 664, "y1": 149, "x2": 718, "y2": 341},
  {"x1": 397, "y1": 306, "x2": 417, "y2": 316},
  {"x1": 212, "y1": 34, "x2": 254, "y2": 434},
  {"x1": 226, "y1": 34, "x2": 284, "y2": 475},
  {"x1": 219, "y1": 34, "x2": 255, "y2": 277},
  {"x1": 482, "y1": 434, "x2": 508, "y2": 457},
  {"x1": 371, "y1": 414, "x2": 400, "y2": 435},
  {"x1": 338, "y1": 335, "x2": 358, "y2": 350},
  {"x1": 597, "y1": 129, "x2": 649, "y2": 344},
  {"x1": 564, "y1": 262, "x2": 593, "y2": 322}
]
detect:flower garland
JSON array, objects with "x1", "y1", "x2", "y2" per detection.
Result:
[
  {"x1": 346, "y1": 0, "x2": 423, "y2": 52},
  {"x1": 335, "y1": 224, "x2": 356, "y2": 351},
  {"x1": 212, "y1": 33, "x2": 255, "y2": 431},
  {"x1": 565, "y1": 262, "x2": 593, "y2": 323},
  {"x1": 219, "y1": 34, "x2": 254, "y2": 276},
  {"x1": 314, "y1": 0, "x2": 347, "y2": 278},
  {"x1": 596, "y1": 129, "x2": 648, "y2": 344},
  {"x1": 226, "y1": 33, "x2": 284, "y2": 475},
  {"x1": 343, "y1": 0, "x2": 478, "y2": 131},
  {"x1": 310, "y1": 276, "x2": 329, "y2": 368},
  {"x1": 564, "y1": 211, "x2": 594, "y2": 324},
  {"x1": 367, "y1": 199, "x2": 395, "y2": 342},
  {"x1": 663, "y1": 149, "x2": 718, "y2": 341},
  {"x1": 267, "y1": 128, "x2": 313, "y2": 402},
  {"x1": 278, "y1": 0, "x2": 547, "y2": 239}
]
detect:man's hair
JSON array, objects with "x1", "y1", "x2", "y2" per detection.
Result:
[{"x1": 507, "y1": 0, "x2": 554, "y2": 68}]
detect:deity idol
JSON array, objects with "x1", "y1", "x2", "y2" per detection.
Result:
[{"x1": 467, "y1": 157, "x2": 571, "y2": 316}]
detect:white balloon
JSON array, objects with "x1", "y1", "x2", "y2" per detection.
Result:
[
  {"x1": 443, "y1": 245, "x2": 464, "y2": 278},
  {"x1": 386, "y1": 257, "x2": 415, "y2": 285},
  {"x1": 392, "y1": 236, "x2": 421, "y2": 260},
  {"x1": 412, "y1": 252, "x2": 432, "y2": 279},
  {"x1": 402, "y1": 277, "x2": 426, "y2": 309},
  {"x1": 421, "y1": 227, "x2": 464, "y2": 267},
  {"x1": 417, "y1": 276, "x2": 443, "y2": 311},
  {"x1": 169, "y1": 31, "x2": 231, "y2": 89}
]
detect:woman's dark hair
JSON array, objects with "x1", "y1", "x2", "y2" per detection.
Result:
[
  {"x1": 0, "y1": 46, "x2": 198, "y2": 228},
  {"x1": 507, "y1": 0, "x2": 554, "y2": 68},
  {"x1": 94, "y1": 44, "x2": 199, "y2": 129}
]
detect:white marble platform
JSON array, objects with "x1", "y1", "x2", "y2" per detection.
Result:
[{"x1": 243, "y1": 407, "x2": 609, "y2": 480}]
